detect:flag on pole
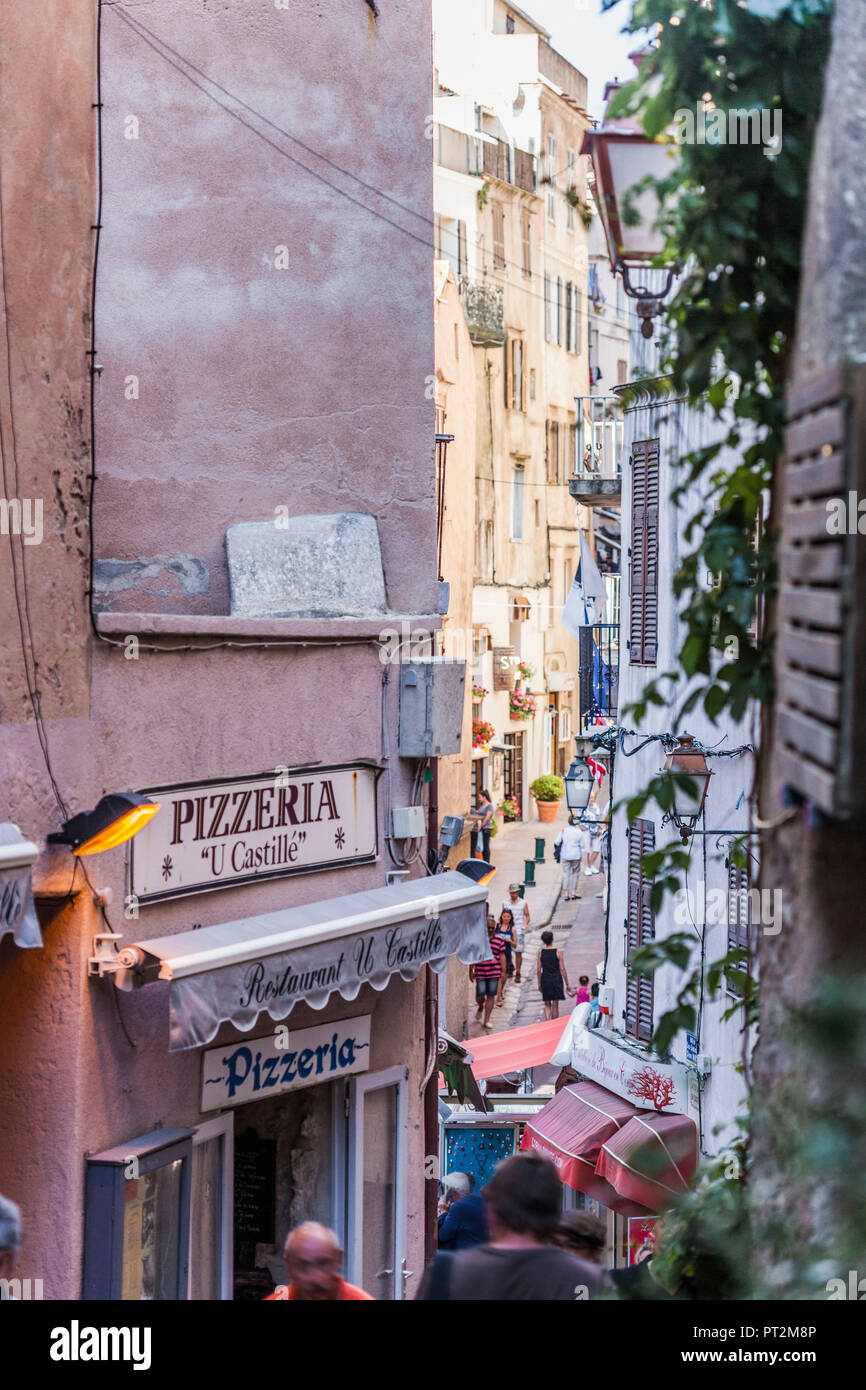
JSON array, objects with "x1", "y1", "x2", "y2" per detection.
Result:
[{"x1": 561, "y1": 530, "x2": 607, "y2": 638}]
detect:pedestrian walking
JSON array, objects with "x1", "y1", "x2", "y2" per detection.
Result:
[
  {"x1": 471, "y1": 788, "x2": 495, "y2": 861},
  {"x1": 573, "y1": 974, "x2": 591, "y2": 1004},
  {"x1": 555, "y1": 820, "x2": 588, "y2": 900},
  {"x1": 417, "y1": 1153, "x2": 606, "y2": 1301},
  {"x1": 265, "y1": 1222, "x2": 373, "y2": 1300},
  {"x1": 0, "y1": 1194, "x2": 21, "y2": 1299},
  {"x1": 584, "y1": 791, "x2": 604, "y2": 876},
  {"x1": 498, "y1": 906, "x2": 516, "y2": 982},
  {"x1": 553, "y1": 1211, "x2": 608, "y2": 1265},
  {"x1": 437, "y1": 1172, "x2": 488, "y2": 1251},
  {"x1": 502, "y1": 883, "x2": 529, "y2": 981},
  {"x1": 470, "y1": 915, "x2": 505, "y2": 1029},
  {"x1": 538, "y1": 929, "x2": 570, "y2": 1020}
]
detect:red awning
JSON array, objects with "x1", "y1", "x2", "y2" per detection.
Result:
[
  {"x1": 521, "y1": 1081, "x2": 698, "y2": 1215},
  {"x1": 520, "y1": 1081, "x2": 648, "y2": 1215},
  {"x1": 595, "y1": 1110, "x2": 698, "y2": 1211},
  {"x1": 459, "y1": 1018, "x2": 567, "y2": 1083}
]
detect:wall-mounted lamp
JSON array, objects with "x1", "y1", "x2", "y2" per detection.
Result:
[
  {"x1": 662, "y1": 735, "x2": 713, "y2": 841},
  {"x1": 48, "y1": 792, "x2": 160, "y2": 857},
  {"x1": 564, "y1": 756, "x2": 595, "y2": 823},
  {"x1": 580, "y1": 66, "x2": 678, "y2": 340},
  {"x1": 456, "y1": 858, "x2": 496, "y2": 887}
]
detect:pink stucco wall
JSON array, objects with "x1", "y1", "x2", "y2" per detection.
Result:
[{"x1": 0, "y1": 0, "x2": 438, "y2": 1299}]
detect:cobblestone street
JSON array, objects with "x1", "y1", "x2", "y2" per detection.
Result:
[{"x1": 465, "y1": 807, "x2": 607, "y2": 1039}]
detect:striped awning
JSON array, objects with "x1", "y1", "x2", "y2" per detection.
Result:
[{"x1": 521, "y1": 1080, "x2": 698, "y2": 1214}]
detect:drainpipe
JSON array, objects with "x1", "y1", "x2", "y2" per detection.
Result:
[{"x1": 423, "y1": 757, "x2": 440, "y2": 1264}]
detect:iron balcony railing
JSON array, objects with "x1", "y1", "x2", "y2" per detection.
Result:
[
  {"x1": 579, "y1": 621, "x2": 619, "y2": 731},
  {"x1": 574, "y1": 395, "x2": 623, "y2": 483}
]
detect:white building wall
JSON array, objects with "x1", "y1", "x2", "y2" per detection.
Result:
[{"x1": 604, "y1": 389, "x2": 755, "y2": 1157}]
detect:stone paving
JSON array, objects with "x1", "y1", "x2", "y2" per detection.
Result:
[{"x1": 465, "y1": 806, "x2": 607, "y2": 1039}]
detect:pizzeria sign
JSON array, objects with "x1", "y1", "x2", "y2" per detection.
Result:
[{"x1": 129, "y1": 763, "x2": 379, "y2": 905}]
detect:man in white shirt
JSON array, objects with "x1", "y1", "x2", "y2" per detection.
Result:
[
  {"x1": 555, "y1": 821, "x2": 588, "y2": 900},
  {"x1": 502, "y1": 883, "x2": 530, "y2": 982}
]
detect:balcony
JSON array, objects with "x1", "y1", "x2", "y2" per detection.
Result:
[
  {"x1": 435, "y1": 125, "x2": 536, "y2": 193},
  {"x1": 570, "y1": 395, "x2": 623, "y2": 506},
  {"x1": 459, "y1": 278, "x2": 506, "y2": 346}
]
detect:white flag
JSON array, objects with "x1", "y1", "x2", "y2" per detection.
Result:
[{"x1": 561, "y1": 530, "x2": 607, "y2": 638}]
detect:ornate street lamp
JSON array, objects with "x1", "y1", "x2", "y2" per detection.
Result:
[
  {"x1": 581, "y1": 67, "x2": 678, "y2": 339},
  {"x1": 564, "y1": 757, "x2": 595, "y2": 823},
  {"x1": 662, "y1": 735, "x2": 713, "y2": 841}
]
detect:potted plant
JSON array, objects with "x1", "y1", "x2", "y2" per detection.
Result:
[
  {"x1": 529, "y1": 773, "x2": 565, "y2": 823},
  {"x1": 516, "y1": 662, "x2": 535, "y2": 683},
  {"x1": 471, "y1": 684, "x2": 489, "y2": 701},
  {"x1": 500, "y1": 795, "x2": 521, "y2": 822},
  {"x1": 509, "y1": 689, "x2": 537, "y2": 721},
  {"x1": 472, "y1": 719, "x2": 496, "y2": 751}
]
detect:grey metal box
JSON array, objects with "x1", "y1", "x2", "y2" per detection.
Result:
[{"x1": 398, "y1": 658, "x2": 467, "y2": 757}]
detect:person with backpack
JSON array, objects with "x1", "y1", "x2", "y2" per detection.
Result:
[{"x1": 417, "y1": 1154, "x2": 606, "y2": 1301}]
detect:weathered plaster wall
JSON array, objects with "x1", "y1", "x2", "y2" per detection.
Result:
[{"x1": 94, "y1": 0, "x2": 436, "y2": 617}]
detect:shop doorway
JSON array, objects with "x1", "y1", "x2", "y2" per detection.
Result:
[{"x1": 503, "y1": 731, "x2": 524, "y2": 809}]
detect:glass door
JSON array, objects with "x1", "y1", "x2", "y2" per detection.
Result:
[
  {"x1": 346, "y1": 1065, "x2": 408, "y2": 1300},
  {"x1": 189, "y1": 1114, "x2": 233, "y2": 1300}
]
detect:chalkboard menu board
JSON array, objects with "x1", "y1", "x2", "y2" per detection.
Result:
[{"x1": 234, "y1": 1130, "x2": 276, "y2": 1245}]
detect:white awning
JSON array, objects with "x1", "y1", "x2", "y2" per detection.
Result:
[
  {"x1": 0, "y1": 824, "x2": 42, "y2": 950},
  {"x1": 115, "y1": 870, "x2": 491, "y2": 1051}
]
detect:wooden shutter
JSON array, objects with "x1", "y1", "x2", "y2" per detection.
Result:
[
  {"x1": 492, "y1": 203, "x2": 505, "y2": 269},
  {"x1": 629, "y1": 439, "x2": 660, "y2": 666},
  {"x1": 626, "y1": 818, "x2": 655, "y2": 1041},
  {"x1": 556, "y1": 276, "x2": 564, "y2": 345},
  {"x1": 521, "y1": 340, "x2": 527, "y2": 414},
  {"x1": 565, "y1": 282, "x2": 573, "y2": 352},
  {"x1": 777, "y1": 363, "x2": 866, "y2": 818},
  {"x1": 522, "y1": 212, "x2": 532, "y2": 277},
  {"x1": 457, "y1": 220, "x2": 467, "y2": 279},
  {"x1": 503, "y1": 338, "x2": 511, "y2": 409},
  {"x1": 726, "y1": 857, "x2": 751, "y2": 998}
]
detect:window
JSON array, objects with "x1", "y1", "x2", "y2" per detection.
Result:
[
  {"x1": 521, "y1": 211, "x2": 532, "y2": 278},
  {"x1": 556, "y1": 277, "x2": 564, "y2": 346},
  {"x1": 566, "y1": 283, "x2": 574, "y2": 352},
  {"x1": 626, "y1": 818, "x2": 655, "y2": 1042},
  {"x1": 535, "y1": 498, "x2": 542, "y2": 528},
  {"x1": 454, "y1": 322, "x2": 460, "y2": 361},
  {"x1": 511, "y1": 467, "x2": 525, "y2": 540},
  {"x1": 546, "y1": 133, "x2": 556, "y2": 222},
  {"x1": 617, "y1": 358, "x2": 628, "y2": 385},
  {"x1": 529, "y1": 368, "x2": 536, "y2": 401},
  {"x1": 457, "y1": 219, "x2": 467, "y2": 279},
  {"x1": 492, "y1": 203, "x2": 506, "y2": 270},
  {"x1": 571, "y1": 285, "x2": 581, "y2": 355},
  {"x1": 567, "y1": 148, "x2": 576, "y2": 232},
  {"x1": 629, "y1": 439, "x2": 660, "y2": 666}
]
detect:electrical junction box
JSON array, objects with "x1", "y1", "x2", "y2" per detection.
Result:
[
  {"x1": 398, "y1": 658, "x2": 466, "y2": 757},
  {"x1": 391, "y1": 805, "x2": 427, "y2": 840},
  {"x1": 438, "y1": 815, "x2": 464, "y2": 848},
  {"x1": 598, "y1": 984, "x2": 614, "y2": 1016}
]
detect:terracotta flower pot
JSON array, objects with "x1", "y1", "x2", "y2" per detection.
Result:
[{"x1": 535, "y1": 798, "x2": 560, "y2": 823}]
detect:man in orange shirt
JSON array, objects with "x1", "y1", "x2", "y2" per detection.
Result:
[{"x1": 265, "y1": 1222, "x2": 373, "y2": 1301}]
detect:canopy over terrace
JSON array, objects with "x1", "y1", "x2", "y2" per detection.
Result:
[{"x1": 110, "y1": 870, "x2": 490, "y2": 1051}]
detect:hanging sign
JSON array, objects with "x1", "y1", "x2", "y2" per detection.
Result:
[
  {"x1": 129, "y1": 763, "x2": 378, "y2": 905},
  {"x1": 552, "y1": 1016, "x2": 696, "y2": 1119},
  {"x1": 200, "y1": 1015, "x2": 371, "y2": 1110}
]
